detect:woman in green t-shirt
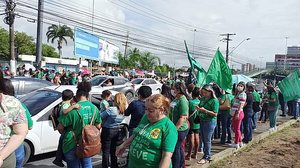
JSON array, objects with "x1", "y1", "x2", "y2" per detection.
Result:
[
  {"x1": 186, "y1": 87, "x2": 201, "y2": 160},
  {"x1": 196, "y1": 84, "x2": 219, "y2": 164},
  {"x1": 170, "y1": 82, "x2": 189, "y2": 168},
  {"x1": 116, "y1": 94, "x2": 178, "y2": 168}
]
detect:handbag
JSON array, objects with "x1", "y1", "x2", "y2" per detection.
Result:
[
  {"x1": 219, "y1": 95, "x2": 230, "y2": 111},
  {"x1": 116, "y1": 123, "x2": 129, "y2": 146}
]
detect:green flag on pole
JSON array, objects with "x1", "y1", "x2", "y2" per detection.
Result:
[
  {"x1": 184, "y1": 40, "x2": 206, "y2": 87},
  {"x1": 206, "y1": 48, "x2": 232, "y2": 92},
  {"x1": 278, "y1": 70, "x2": 300, "y2": 102}
]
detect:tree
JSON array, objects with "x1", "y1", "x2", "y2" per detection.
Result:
[
  {"x1": 139, "y1": 51, "x2": 160, "y2": 70},
  {"x1": 0, "y1": 28, "x2": 9, "y2": 60},
  {"x1": 155, "y1": 64, "x2": 174, "y2": 73},
  {"x1": 15, "y1": 31, "x2": 35, "y2": 55},
  {"x1": 42, "y1": 44, "x2": 59, "y2": 58},
  {"x1": 46, "y1": 24, "x2": 74, "y2": 58}
]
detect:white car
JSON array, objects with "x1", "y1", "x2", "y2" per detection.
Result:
[
  {"x1": 20, "y1": 85, "x2": 120, "y2": 165},
  {"x1": 131, "y1": 78, "x2": 162, "y2": 94}
]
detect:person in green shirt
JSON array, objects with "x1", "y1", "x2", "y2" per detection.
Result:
[
  {"x1": 69, "y1": 72, "x2": 77, "y2": 85},
  {"x1": 170, "y1": 82, "x2": 189, "y2": 168},
  {"x1": 116, "y1": 94, "x2": 178, "y2": 168},
  {"x1": 196, "y1": 84, "x2": 219, "y2": 164},
  {"x1": 248, "y1": 83, "x2": 261, "y2": 130},
  {"x1": 186, "y1": 87, "x2": 201, "y2": 160},
  {"x1": 58, "y1": 82, "x2": 101, "y2": 168},
  {"x1": 100, "y1": 90, "x2": 112, "y2": 113},
  {"x1": 267, "y1": 85, "x2": 279, "y2": 131}
]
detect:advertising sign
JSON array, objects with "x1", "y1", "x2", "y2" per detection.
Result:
[
  {"x1": 74, "y1": 28, "x2": 99, "y2": 60},
  {"x1": 99, "y1": 39, "x2": 119, "y2": 64}
]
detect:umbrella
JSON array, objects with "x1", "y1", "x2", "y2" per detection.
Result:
[
  {"x1": 23, "y1": 63, "x2": 36, "y2": 71},
  {"x1": 81, "y1": 70, "x2": 91, "y2": 75},
  {"x1": 232, "y1": 74, "x2": 254, "y2": 84}
]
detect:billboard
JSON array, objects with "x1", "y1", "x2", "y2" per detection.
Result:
[
  {"x1": 74, "y1": 28, "x2": 99, "y2": 60},
  {"x1": 99, "y1": 39, "x2": 119, "y2": 64}
]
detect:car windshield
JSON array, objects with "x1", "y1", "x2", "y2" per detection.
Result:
[
  {"x1": 20, "y1": 89, "x2": 62, "y2": 116},
  {"x1": 131, "y1": 79, "x2": 143, "y2": 84},
  {"x1": 90, "y1": 76, "x2": 107, "y2": 86}
]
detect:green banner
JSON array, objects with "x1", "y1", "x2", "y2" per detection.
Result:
[
  {"x1": 206, "y1": 48, "x2": 232, "y2": 92},
  {"x1": 184, "y1": 41, "x2": 206, "y2": 87},
  {"x1": 278, "y1": 70, "x2": 300, "y2": 102}
]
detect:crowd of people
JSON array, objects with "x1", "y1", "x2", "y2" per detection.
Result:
[{"x1": 1, "y1": 65, "x2": 300, "y2": 168}]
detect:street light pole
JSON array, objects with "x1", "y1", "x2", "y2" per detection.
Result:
[
  {"x1": 192, "y1": 29, "x2": 197, "y2": 55},
  {"x1": 283, "y1": 37, "x2": 288, "y2": 70},
  {"x1": 228, "y1": 37, "x2": 251, "y2": 56},
  {"x1": 220, "y1": 33, "x2": 236, "y2": 63}
]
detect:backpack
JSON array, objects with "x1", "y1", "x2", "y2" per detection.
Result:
[
  {"x1": 74, "y1": 108, "x2": 101, "y2": 158},
  {"x1": 50, "y1": 105, "x2": 62, "y2": 131}
]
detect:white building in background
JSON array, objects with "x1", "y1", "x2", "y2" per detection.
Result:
[{"x1": 18, "y1": 55, "x2": 89, "y2": 72}]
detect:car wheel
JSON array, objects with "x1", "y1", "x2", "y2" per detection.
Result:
[
  {"x1": 23, "y1": 141, "x2": 32, "y2": 165},
  {"x1": 125, "y1": 91, "x2": 134, "y2": 101}
]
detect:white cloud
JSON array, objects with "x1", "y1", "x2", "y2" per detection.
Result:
[{"x1": 1, "y1": 0, "x2": 300, "y2": 70}]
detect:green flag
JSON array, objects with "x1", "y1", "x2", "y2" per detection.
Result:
[
  {"x1": 278, "y1": 70, "x2": 300, "y2": 102},
  {"x1": 184, "y1": 40, "x2": 206, "y2": 87},
  {"x1": 206, "y1": 48, "x2": 232, "y2": 92}
]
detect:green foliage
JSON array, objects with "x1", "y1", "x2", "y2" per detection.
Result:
[
  {"x1": 15, "y1": 31, "x2": 35, "y2": 55},
  {"x1": 155, "y1": 64, "x2": 174, "y2": 73},
  {"x1": 0, "y1": 28, "x2": 9, "y2": 60},
  {"x1": 0, "y1": 27, "x2": 59, "y2": 60},
  {"x1": 46, "y1": 24, "x2": 74, "y2": 57},
  {"x1": 42, "y1": 44, "x2": 59, "y2": 58},
  {"x1": 118, "y1": 48, "x2": 161, "y2": 71}
]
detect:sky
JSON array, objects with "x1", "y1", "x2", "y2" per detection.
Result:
[{"x1": 1, "y1": 0, "x2": 300, "y2": 70}]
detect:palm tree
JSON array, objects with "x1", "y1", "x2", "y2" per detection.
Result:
[
  {"x1": 46, "y1": 24, "x2": 74, "y2": 58},
  {"x1": 139, "y1": 51, "x2": 160, "y2": 71}
]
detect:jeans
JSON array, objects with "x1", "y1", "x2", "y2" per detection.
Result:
[
  {"x1": 200, "y1": 120, "x2": 216, "y2": 160},
  {"x1": 252, "y1": 112, "x2": 259, "y2": 129},
  {"x1": 293, "y1": 101, "x2": 299, "y2": 118},
  {"x1": 259, "y1": 103, "x2": 268, "y2": 122},
  {"x1": 15, "y1": 143, "x2": 24, "y2": 168},
  {"x1": 64, "y1": 148, "x2": 92, "y2": 168},
  {"x1": 269, "y1": 107, "x2": 278, "y2": 128},
  {"x1": 172, "y1": 129, "x2": 188, "y2": 168},
  {"x1": 280, "y1": 101, "x2": 286, "y2": 115},
  {"x1": 214, "y1": 114, "x2": 221, "y2": 139},
  {"x1": 242, "y1": 109, "x2": 253, "y2": 143},
  {"x1": 232, "y1": 111, "x2": 244, "y2": 144},
  {"x1": 101, "y1": 127, "x2": 119, "y2": 168},
  {"x1": 219, "y1": 112, "x2": 230, "y2": 144},
  {"x1": 55, "y1": 133, "x2": 65, "y2": 161},
  {"x1": 226, "y1": 115, "x2": 232, "y2": 143}
]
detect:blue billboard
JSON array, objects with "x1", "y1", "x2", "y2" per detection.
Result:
[{"x1": 74, "y1": 28, "x2": 99, "y2": 60}]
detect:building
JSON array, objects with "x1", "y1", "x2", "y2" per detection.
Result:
[
  {"x1": 241, "y1": 63, "x2": 256, "y2": 73},
  {"x1": 274, "y1": 46, "x2": 300, "y2": 70}
]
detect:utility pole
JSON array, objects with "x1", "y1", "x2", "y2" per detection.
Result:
[
  {"x1": 3, "y1": 0, "x2": 16, "y2": 76},
  {"x1": 123, "y1": 32, "x2": 129, "y2": 59},
  {"x1": 35, "y1": 0, "x2": 44, "y2": 69},
  {"x1": 220, "y1": 33, "x2": 236, "y2": 63}
]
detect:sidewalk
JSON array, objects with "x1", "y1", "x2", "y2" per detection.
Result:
[{"x1": 185, "y1": 114, "x2": 298, "y2": 168}]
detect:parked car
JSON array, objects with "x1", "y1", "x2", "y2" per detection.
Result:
[
  {"x1": 20, "y1": 85, "x2": 121, "y2": 165},
  {"x1": 131, "y1": 78, "x2": 162, "y2": 94},
  {"x1": 8, "y1": 77, "x2": 54, "y2": 98},
  {"x1": 89, "y1": 75, "x2": 135, "y2": 100}
]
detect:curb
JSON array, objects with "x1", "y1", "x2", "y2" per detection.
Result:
[{"x1": 191, "y1": 118, "x2": 300, "y2": 168}]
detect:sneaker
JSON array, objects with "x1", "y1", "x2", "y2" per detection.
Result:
[
  {"x1": 52, "y1": 159, "x2": 65, "y2": 167},
  {"x1": 239, "y1": 142, "x2": 244, "y2": 148},
  {"x1": 280, "y1": 114, "x2": 286, "y2": 117},
  {"x1": 268, "y1": 128, "x2": 274, "y2": 132},
  {"x1": 229, "y1": 143, "x2": 240, "y2": 149}
]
